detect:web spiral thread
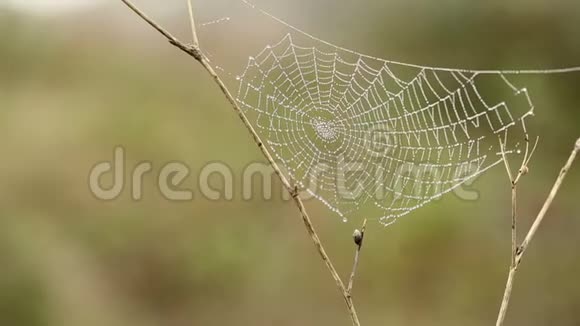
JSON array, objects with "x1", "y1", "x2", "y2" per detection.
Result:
[{"x1": 235, "y1": 33, "x2": 534, "y2": 225}]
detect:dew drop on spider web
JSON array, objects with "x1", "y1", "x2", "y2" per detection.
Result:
[{"x1": 197, "y1": 0, "x2": 541, "y2": 226}]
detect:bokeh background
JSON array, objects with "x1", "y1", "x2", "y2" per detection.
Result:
[{"x1": 1, "y1": 0, "x2": 579, "y2": 325}]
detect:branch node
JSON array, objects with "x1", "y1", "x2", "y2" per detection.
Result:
[
  {"x1": 496, "y1": 137, "x2": 578, "y2": 326},
  {"x1": 291, "y1": 186, "x2": 300, "y2": 199},
  {"x1": 190, "y1": 46, "x2": 203, "y2": 61}
]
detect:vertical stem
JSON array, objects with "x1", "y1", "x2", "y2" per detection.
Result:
[
  {"x1": 496, "y1": 138, "x2": 579, "y2": 326},
  {"x1": 186, "y1": 0, "x2": 199, "y2": 47},
  {"x1": 511, "y1": 185, "x2": 517, "y2": 266},
  {"x1": 496, "y1": 184, "x2": 518, "y2": 326},
  {"x1": 347, "y1": 219, "x2": 367, "y2": 296}
]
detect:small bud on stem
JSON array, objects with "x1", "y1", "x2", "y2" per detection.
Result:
[
  {"x1": 353, "y1": 229, "x2": 363, "y2": 247},
  {"x1": 520, "y1": 165, "x2": 529, "y2": 175}
]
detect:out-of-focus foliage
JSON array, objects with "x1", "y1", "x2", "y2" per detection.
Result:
[{"x1": 0, "y1": 1, "x2": 579, "y2": 325}]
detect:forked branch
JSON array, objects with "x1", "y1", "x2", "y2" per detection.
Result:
[
  {"x1": 496, "y1": 137, "x2": 579, "y2": 326},
  {"x1": 118, "y1": 1, "x2": 362, "y2": 325}
]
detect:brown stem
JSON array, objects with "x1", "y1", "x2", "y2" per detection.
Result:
[
  {"x1": 118, "y1": 1, "x2": 361, "y2": 325},
  {"x1": 495, "y1": 137, "x2": 579, "y2": 326},
  {"x1": 347, "y1": 219, "x2": 367, "y2": 296},
  {"x1": 516, "y1": 140, "x2": 579, "y2": 262}
]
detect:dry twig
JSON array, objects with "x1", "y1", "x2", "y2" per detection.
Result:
[
  {"x1": 496, "y1": 136, "x2": 579, "y2": 326},
  {"x1": 118, "y1": 1, "x2": 364, "y2": 324},
  {"x1": 348, "y1": 219, "x2": 367, "y2": 296}
]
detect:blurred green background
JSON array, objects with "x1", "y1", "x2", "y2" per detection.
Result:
[{"x1": 0, "y1": 0, "x2": 579, "y2": 325}]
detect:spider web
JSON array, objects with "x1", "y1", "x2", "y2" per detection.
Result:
[{"x1": 201, "y1": 0, "x2": 580, "y2": 225}]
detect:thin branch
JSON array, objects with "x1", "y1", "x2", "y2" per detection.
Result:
[
  {"x1": 496, "y1": 133, "x2": 521, "y2": 326},
  {"x1": 499, "y1": 134, "x2": 515, "y2": 184},
  {"x1": 291, "y1": 187, "x2": 360, "y2": 325},
  {"x1": 510, "y1": 183, "x2": 517, "y2": 266},
  {"x1": 347, "y1": 219, "x2": 367, "y2": 296},
  {"x1": 498, "y1": 134, "x2": 520, "y2": 267},
  {"x1": 120, "y1": 0, "x2": 177, "y2": 44},
  {"x1": 517, "y1": 138, "x2": 579, "y2": 262},
  {"x1": 118, "y1": 1, "x2": 361, "y2": 325},
  {"x1": 496, "y1": 137, "x2": 579, "y2": 326},
  {"x1": 496, "y1": 267, "x2": 517, "y2": 326},
  {"x1": 186, "y1": 0, "x2": 199, "y2": 47}
]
